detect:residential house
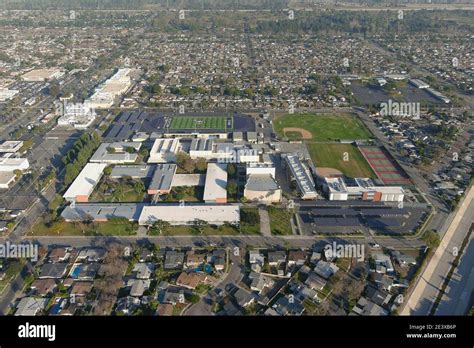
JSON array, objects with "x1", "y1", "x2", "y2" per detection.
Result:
[
  {"x1": 156, "y1": 303, "x2": 173, "y2": 316},
  {"x1": 373, "y1": 254, "x2": 394, "y2": 274},
  {"x1": 47, "y1": 247, "x2": 71, "y2": 263},
  {"x1": 268, "y1": 251, "x2": 286, "y2": 266},
  {"x1": 39, "y1": 263, "x2": 68, "y2": 279},
  {"x1": 288, "y1": 250, "x2": 307, "y2": 266},
  {"x1": 128, "y1": 279, "x2": 151, "y2": 297},
  {"x1": 211, "y1": 249, "x2": 226, "y2": 271},
  {"x1": 305, "y1": 272, "x2": 327, "y2": 291},
  {"x1": 133, "y1": 263, "x2": 154, "y2": 280},
  {"x1": 234, "y1": 288, "x2": 256, "y2": 308},
  {"x1": 185, "y1": 251, "x2": 205, "y2": 269},
  {"x1": 77, "y1": 248, "x2": 106, "y2": 262},
  {"x1": 15, "y1": 297, "x2": 48, "y2": 316},
  {"x1": 162, "y1": 288, "x2": 185, "y2": 305},
  {"x1": 272, "y1": 296, "x2": 304, "y2": 316},
  {"x1": 313, "y1": 261, "x2": 339, "y2": 280},
  {"x1": 176, "y1": 272, "x2": 206, "y2": 290},
  {"x1": 352, "y1": 297, "x2": 388, "y2": 316},
  {"x1": 164, "y1": 251, "x2": 185, "y2": 270},
  {"x1": 249, "y1": 273, "x2": 274, "y2": 294},
  {"x1": 30, "y1": 279, "x2": 57, "y2": 296},
  {"x1": 249, "y1": 250, "x2": 265, "y2": 273}
]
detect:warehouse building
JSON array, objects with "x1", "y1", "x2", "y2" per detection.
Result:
[
  {"x1": 63, "y1": 163, "x2": 107, "y2": 202},
  {"x1": 148, "y1": 164, "x2": 177, "y2": 195},
  {"x1": 203, "y1": 163, "x2": 228, "y2": 203},
  {"x1": 85, "y1": 68, "x2": 132, "y2": 109},
  {"x1": 283, "y1": 154, "x2": 318, "y2": 200},
  {"x1": 90, "y1": 142, "x2": 141, "y2": 164},
  {"x1": 244, "y1": 174, "x2": 281, "y2": 203},
  {"x1": 138, "y1": 204, "x2": 240, "y2": 226},
  {"x1": 148, "y1": 138, "x2": 180, "y2": 163},
  {"x1": 22, "y1": 68, "x2": 64, "y2": 82}
]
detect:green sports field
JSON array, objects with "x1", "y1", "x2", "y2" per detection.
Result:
[
  {"x1": 169, "y1": 116, "x2": 231, "y2": 130},
  {"x1": 274, "y1": 113, "x2": 373, "y2": 141},
  {"x1": 307, "y1": 143, "x2": 377, "y2": 179}
]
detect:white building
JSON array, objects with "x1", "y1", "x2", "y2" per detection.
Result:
[
  {"x1": 203, "y1": 163, "x2": 228, "y2": 203},
  {"x1": 0, "y1": 171, "x2": 16, "y2": 189},
  {"x1": 90, "y1": 142, "x2": 141, "y2": 164},
  {"x1": 85, "y1": 68, "x2": 132, "y2": 109},
  {"x1": 244, "y1": 174, "x2": 281, "y2": 203},
  {"x1": 148, "y1": 138, "x2": 180, "y2": 163},
  {"x1": 63, "y1": 163, "x2": 107, "y2": 202},
  {"x1": 324, "y1": 177, "x2": 404, "y2": 202},
  {"x1": 0, "y1": 158, "x2": 29, "y2": 172},
  {"x1": 283, "y1": 154, "x2": 318, "y2": 199},
  {"x1": 138, "y1": 204, "x2": 240, "y2": 226},
  {"x1": 22, "y1": 69, "x2": 64, "y2": 82},
  {"x1": 324, "y1": 177, "x2": 349, "y2": 201},
  {"x1": 57, "y1": 103, "x2": 96, "y2": 129},
  {"x1": 0, "y1": 141, "x2": 23, "y2": 153},
  {"x1": 0, "y1": 88, "x2": 19, "y2": 102},
  {"x1": 246, "y1": 163, "x2": 276, "y2": 177},
  {"x1": 189, "y1": 138, "x2": 214, "y2": 160}
]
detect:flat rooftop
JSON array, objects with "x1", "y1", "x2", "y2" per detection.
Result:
[
  {"x1": 203, "y1": 163, "x2": 228, "y2": 202},
  {"x1": 149, "y1": 164, "x2": 177, "y2": 192},
  {"x1": 62, "y1": 203, "x2": 147, "y2": 221},
  {"x1": 138, "y1": 204, "x2": 240, "y2": 225},
  {"x1": 63, "y1": 163, "x2": 107, "y2": 201}
]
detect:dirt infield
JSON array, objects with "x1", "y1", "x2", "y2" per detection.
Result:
[
  {"x1": 316, "y1": 167, "x2": 344, "y2": 178},
  {"x1": 283, "y1": 127, "x2": 313, "y2": 139}
]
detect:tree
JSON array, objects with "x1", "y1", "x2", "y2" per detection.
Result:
[
  {"x1": 227, "y1": 181, "x2": 238, "y2": 196},
  {"x1": 134, "y1": 180, "x2": 145, "y2": 195},
  {"x1": 422, "y1": 230, "x2": 441, "y2": 249},
  {"x1": 195, "y1": 158, "x2": 207, "y2": 172},
  {"x1": 103, "y1": 166, "x2": 112, "y2": 176},
  {"x1": 227, "y1": 163, "x2": 236, "y2": 177},
  {"x1": 151, "y1": 220, "x2": 170, "y2": 235},
  {"x1": 193, "y1": 219, "x2": 208, "y2": 235}
]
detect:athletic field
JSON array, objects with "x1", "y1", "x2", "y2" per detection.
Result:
[
  {"x1": 307, "y1": 143, "x2": 377, "y2": 179},
  {"x1": 274, "y1": 113, "x2": 373, "y2": 141},
  {"x1": 169, "y1": 116, "x2": 232, "y2": 130}
]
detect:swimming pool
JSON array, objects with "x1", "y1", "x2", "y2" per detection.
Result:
[{"x1": 70, "y1": 264, "x2": 82, "y2": 278}]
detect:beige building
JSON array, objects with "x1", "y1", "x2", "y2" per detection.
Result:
[{"x1": 244, "y1": 174, "x2": 281, "y2": 203}]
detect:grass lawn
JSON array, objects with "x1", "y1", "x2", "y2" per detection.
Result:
[
  {"x1": 273, "y1": 113, "x2": 372, "y2": 141},
  {"x1": 162, "y1": 186, "x2": 203, "y2": 202},
  {"x1": 30, "y1": 220, "x2": 138, "y2": 236},
  {"x1": 240, "y1": 207, "x2": 260, "y2": 235},
  {"x1": 150, "y1": 224, "x2": 241, "y2": 236},
  {"x1": 268, "y1": 206, "x2": 293, "y2": 235},
  {"x1": 170, "y1": 116, "x2": 230, "y2": 130},
  {"x1": 90, "y1": 178, "x2": 146, "y2": 203},
  {"x1": 307, "y1": 143, "x2": 377, "y2": 178}
]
